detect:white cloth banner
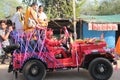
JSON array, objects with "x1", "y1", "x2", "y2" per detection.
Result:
[{"x1": 88, "y1": 23, "x2": 118, "y2": 31}]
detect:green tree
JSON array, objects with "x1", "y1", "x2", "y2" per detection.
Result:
[
  {"x1": 0, "y1": 0, "x2": 21, "y2": 19},
  {"x1": 80, "y1": 0, "x2": 120, "y2": 15},
  {"x1": 22, "y1": 0, "x2": 39, "y2": 6},
  {"x1": 22, "y1": 0, "x2": 87, "y2": 19},
  {"x1": 44, "y1": 0, "x2": 73, "y2": 18}
]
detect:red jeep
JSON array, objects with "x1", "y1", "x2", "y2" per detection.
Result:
[{"x1": 5, "y1": 27, "x2": 117, "y2": 80}]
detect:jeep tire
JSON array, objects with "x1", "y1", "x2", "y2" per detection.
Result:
[
  {"x1": 88, "y1": 58, "x2": 113, "y2": 80},
  {"x1": 23, "y1": 60, "x2": 46, "y2": 80}
]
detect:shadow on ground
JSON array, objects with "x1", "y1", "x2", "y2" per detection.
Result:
[{"x1": 0, "y1": 60, "x2": 120, "y2": 80}]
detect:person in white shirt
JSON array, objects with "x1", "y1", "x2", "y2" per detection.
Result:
[
  {"x1": 37, "y1": 5, "x2": 48, "y2": 27},
  {"x1": 11, "y1": 6, "x2": 24, "y2": 33},
  {"x1": 0, "y1": 20, "x2": 13, "y2": 64}
]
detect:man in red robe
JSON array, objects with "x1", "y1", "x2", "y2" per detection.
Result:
[{"x1": 45, "y1": 29, "x2": 67, "y2": 58}]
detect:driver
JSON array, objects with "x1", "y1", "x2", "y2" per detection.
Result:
[{"x1": 45, "y1": 29, "x2": 67, "y2": 58}]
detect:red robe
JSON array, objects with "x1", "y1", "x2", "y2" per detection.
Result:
[{"x1": 45, "y1": 38, "x2": 67, "y2": 58}]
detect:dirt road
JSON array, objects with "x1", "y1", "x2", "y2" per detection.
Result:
[{"x1": 0, "y1": 60, "x2": 120, "y2": 80}]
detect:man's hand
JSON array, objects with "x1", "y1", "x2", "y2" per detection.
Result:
[{"x1": 8, "y1": 26, "x2": 13, "y2": 32}]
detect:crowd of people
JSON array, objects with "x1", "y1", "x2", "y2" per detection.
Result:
[
  {"x1": 0, "y1": 2, "x2": 49, "y2": 72},
  {"x1": 0, "y1": 2, "x2": 48, "y2": 63},
  {"x1": 0, "y1": 2, "x2": 74, "y2": 73}
]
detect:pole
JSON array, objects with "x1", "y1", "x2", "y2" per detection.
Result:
[{"x1": 73, "y1": 0, "x2": 77, "y2": 40}]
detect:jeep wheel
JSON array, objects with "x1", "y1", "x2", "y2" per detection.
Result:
[
  {"x1": 23, "y1": 60, "x2": 46, "y2": 80},
  {"x1": 88, "y1": 58, "x2": 113, "y2": 80}
]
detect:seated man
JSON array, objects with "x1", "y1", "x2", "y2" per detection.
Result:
[{"x1": 45, "y1": 29, "x2": 68, "y2": 58}]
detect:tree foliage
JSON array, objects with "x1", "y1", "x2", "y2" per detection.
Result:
[
  {"x1": 80, "y1": 0, "x2": 120, "y2": 15},
  {"x1": 44, "y1": 0, "x2": 73, "y2": 19},
  {"x1": 43, "y1": 0, "x2": 87, "y2": 19},
  {"x1": 22, "y1": 0, "x2": 87, "y2": 19},
  {"x1": 0, "y1": 0, "x2": 21, "y2": 19},
  {"x1": 1, "y1": 0, "x2": 120, "y2": 19},
  {"x1": 23, "y1": 0, "x2": 120, "y2": 17},
  {"x1": 22, "y1": 0, "x2": 38, "y2": 6}
]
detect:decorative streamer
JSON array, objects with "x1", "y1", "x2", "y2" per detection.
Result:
[{"x1": 10, "y1": 27, "x2": 65, "y2": 68}]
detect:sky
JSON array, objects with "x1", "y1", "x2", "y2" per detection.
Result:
[{"x1": 18, "y1": 0, "x2": 22, "y2": 3}]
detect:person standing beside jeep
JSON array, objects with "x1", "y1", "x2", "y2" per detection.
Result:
[{"x1": 0, "y1": 20, "x2": 13, "y2": 64}]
